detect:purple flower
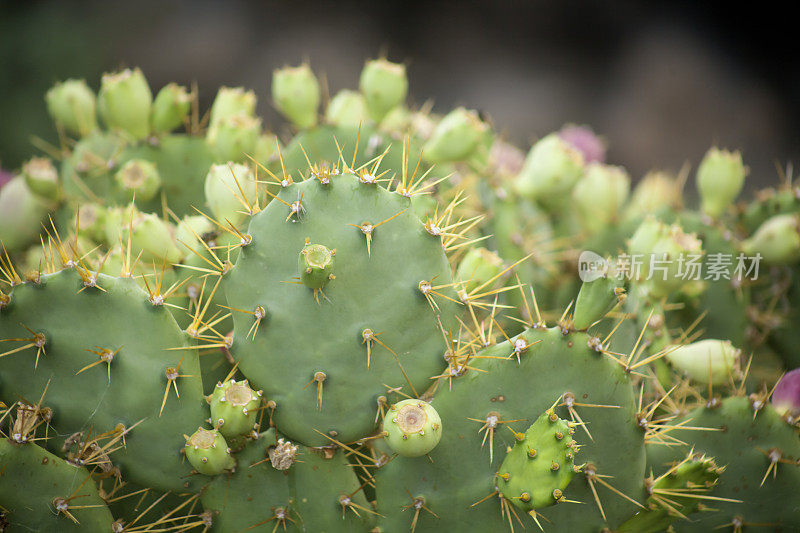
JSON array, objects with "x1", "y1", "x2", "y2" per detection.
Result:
[
  {"x1": 772, "y1": 367, "x2": 800, "y2": 418},
  {"x1": 559, "y1": 124, "x2": 606, "y2": 164}
]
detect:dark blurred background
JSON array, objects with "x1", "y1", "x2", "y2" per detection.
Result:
[{"x1": 1, "y1": 0, "x2": 798, "y2": 188}]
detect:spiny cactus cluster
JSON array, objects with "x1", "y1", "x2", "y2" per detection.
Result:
[{"x1": 1, "y1": 57, "x2": 799, "y2": 533}]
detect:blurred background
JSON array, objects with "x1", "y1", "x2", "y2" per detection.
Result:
[{"x1": 1, "y1": 0, "x2": 798, "y2": 188}]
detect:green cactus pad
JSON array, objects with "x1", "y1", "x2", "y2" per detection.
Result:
[
  {"x1": 201, "y1": 428, "x2": 373, "y2": 532},
  {"x1": 0, "y1": 269, "x2": 206, "y2": 491},
  {"x1": 225, "y1": 172, "x2": 459, "y2": 446},
  {"x1": 646, "y1": 396, "x2": 800, "y2": 530},
  {"x1": 375, "y1": 326, "x2": 646, "y2": 531},
  {"x1": 0, "y1": 439, "x2": 114, "y2": 531}
]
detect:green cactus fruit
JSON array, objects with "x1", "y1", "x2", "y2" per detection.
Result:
[
  {"x1": 617, "y1": 454, "x2": 722, "y2": 533},
  {"x1": 456, "y1": 246, "x2": 503, "y2": 293},
  {"x1": 697, "y1": 147, "x2": 747, "y2": 218},
  {"x1": 624, "y1": 171, "x2": 682, "y2": 221},
  {"x1": 359, "y1": 58, "x2": 408, "y2": 122},
  {"x1": 572, "y1": 162, "x2": 630, "y2": 232},
  {"x1": 298, "y1": 240, "x2": 335, "y2": 289},
  {"x1": 627, "y1": 216, "x2": 664, "y2": 258},
  {"x1": 0, "y1": 176, "x2": 52, "y2": 252},
  {"x1": 0, "y1": 269, "x2": 206, "y2": 491},
  {"x1": 21, "y1": 156, "x2": 60, "y2": 201},
  {"x1": 150, "y1": 82, "x2": 191, "y2": 134},
  {"x1": 495, "y1": 409, "x2": 578, "y2": 512},
  {"x1": 423, "y1": 107, "x2": 489, "y2": 163},
  {"x1": 326, "y1": 89, "x2": 370, "y2": 126},
  {"x1": 206, "y1": 113, "x2": 261, "y2": 162},
  {"x1": 272, "y1": 64, "x2": 321, "y2": 130},
  {"x1": 176, "y1": 214, "x2": 217, "y2": 247},
  {"x1": 208, "y1": 379, "x2": 262, "y2": 438},
  {"x1": 379, "y1": 105, "x2": 412, "y2": 133},
  {"x1": 74, "y1": 202, "x2": 108, "y2": 243},
  {"x1": 97, "y1": 68, "x2": 153, "y2": 140},
  {"x1": 383, "y1": 398, "x2": 443, "y2": 457},
  {"x1": 741, "y1": 213, "x2": 800, "y2": 265},
  {"x1": 254, "y1": 132, "x2": 281, "y2": 166},
  {"x1": 665, "y1": 339, "x2": 741, "y2": 385},
  {"x1": 0, "y1": 439, "x2": 114, "y2": 531},
  {"x1": 201, "y1": 428, "x2": 374, "y2": 531},
  {"x1": 209, "y1": 86, "x2": 257, "y2": 133},
  {"x1": 204, "y1": 162, "x2": 257, "y2": 227},
  {"x1": 114, "y1": 158, "x2": 162, "y2": 201},
  {"x1": 514, "y1": 133, "x2": 585, "y2": 205},
  {"x1": 106, "y1": 206, "x2": 183, "y2": 264},
  {"x1": 573, "y1": 273, "x2": 625, "y2": 330},
  {"x1": 646, "y1": 397, "x2": 800, "y2": 530},
  {"x1": 225, "y1": 172, "x2": 459, "y2": 446},
  {"x1": 45, "y1": 78, "x2": 98, "y2": 137},
  {"x1": 184, "y1": 427, "x2": 236, "y2": 475}
]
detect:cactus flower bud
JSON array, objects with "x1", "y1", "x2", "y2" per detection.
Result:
[
  {"x1": 772, "y1": 368, "x2": 800, "y2": 419},
  {"x1": 741, "y1": 214, "x2": 800, "y2": 265},
  {"x1": 208, "y1": 379, "x2": 261, "y2": 438},
  {"x1": 572, "y1": 163, "x2": 630, "y2": 231},
  {"x1": 21, "y1": 157, "x2": 60, "y2": 201},
  {"x1": 184, "y1": 427, "x2": 236, "y2": 475},
  {"x1": 558, "y1": 124, "x2": 605, "y2": 164},
  {"x1": 665, "y1": 339, "x2": 741, "y2": 385},
  {"x1": 514, "y1": 133, "x2": 584, "y2": 204},
  {"x1": 423, "y1": 108, "x2": 489, "y2": 163},
  {"x1": 272, "y1": 64, "x2": 320, "y2": 129},
  {"x1": 206, "y1": 114, "x2": 261, "y2": 162},
  {"x1": 359, "y1": 58, "x2": 408, "y2": 122},
  {"x1": 114, "y1": 159, "x2": 162, "y2": 201},
  {"x1": 696, "y1": 147, "x2": 747, "y2": 218},
  {"x1": 209, "y1": 87, "x2": 257, "y2": 132},
  {"x1": 0, "y1": 177, "x2": 52, "y2": 252},
  {"x1": 98, "y1": 68, "x2": 153, "y2": 140},
  {"x1": 383, "y1": 399, "x2": 442, "y2": 457},
  {"x1": 325, "y1": 90, "x2": 369, "y2": 126},
  {"x1": 624, "y1": 171, "x2": 682, "y2": 220},
  {"x1": 456, "y1": 247, "x2": 503, "y2": 293},
  {"x1": 204, "y1": 163, "x2": 257, "y2": 227},
  {"x1": 150, "y1": 83, "x2": 191, "y2": 134},
  {"x1": 45, "y1": 79, "x2": 98, "y2": 137}
]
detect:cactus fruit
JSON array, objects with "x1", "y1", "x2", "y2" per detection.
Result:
[
  {"x1": 3, "y1": 55, "x2": 800, "y2": 532},
  {"x1": 383, "y1": 398, "x2": 442, "y2": 457}
]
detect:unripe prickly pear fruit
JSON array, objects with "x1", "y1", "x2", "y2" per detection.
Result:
[
  {"x1": 97, "y1": 68, "x2": 153, "y2": 140},
  {"x1": 624, "y1": 170, "x2": 682, "y2": 220},
  {"x1": 114, "y1": 159, "x2": 162, "y2": 201},
  {"x1": 648, "y1": 224, "x2": 703, "y2": 298},
  {"x1": 45, "y1": 79, "x2": 98, "y2": 137},
  {"x1": 204, "y1": 163, "x2": 257, "y2": 227},
  {"x1": 573, "y1": 274, "x2": 624, "y2": 330},
  {"x1": 272, "y1": 64, "x2": 320, "y2": 129},
  {"x1": 383, "y1": 399, "x2": 442, "y2": 457},
  {"x1": 325, "y1": 89, "x2": 369, "y2": 126},
  {"x1": 379, "y1": 105, "x2": 412, "y2": 133},
  {"x1": 0, "y1": 176, "x2": 52, "y2": 251},
  {"x1": 206, "y1": 113, "x2": 261, "y2": 162},
  {"x1": 176, "y1": 215, "x2": 216, "y2": 247},
  {"x1": 514, "y1": 133, "x2": 584, "y2": 204},
  {"x1": 253, "y1": 133, "x2": 281, "y2": 165},
  {"x1": 572, "y1": 162, "x2": 630, "y2": 231},
  {"x1": 150, "y1": 83, "x2": 191, "y2": 134},
  {"x1": 696, "y1": 147, "x2": 747, "y2": 218},
  {"x1": 184, "y1": 427, "x2": 236, "y2": 475},
  {"x1": 666, "y1": 339, "x2": 741, "y2": 385},
  {"x1": 627, "y1": 216, "x2": 663, "y2": 257},
  {"x1": 209, "y1": 87, "x2": 257, "y2": 132},
  {"x1": 456, "y1": 247, "x2": 503, "y2": 293},
  {"x1": 208, "y1": 379, "x2": 262, "y2": 438},
  {"x1": 496, "y1": 409, "x2": 577, "y2": 512},
  {"x1": 21, "y1": 157, "x2": 60, "y2": 201},
  {"x1": 559, "y1": 124, "x2": 605, "y2": 163},
  {"x1": 298, "y1": 241, "x2": 334, "y2": 289},
  {"x1": 423, "y1": 108, "x2": 489, "y2": 163},
  {"x1": 772, "y1": 367, "x2": 800, "y2": 419},
  {"x1": 105, "y1": 206, "x2": 183, "y2": 263},
  {"x1": 359, "y1": 58, "x2": 408, "y2": 121},
  {"x1": 74, "y1": 203, "x2": 108, "y2": 243},
  {"x1": 741, "y1": 213, "x2": 800, "y2": 265}
]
